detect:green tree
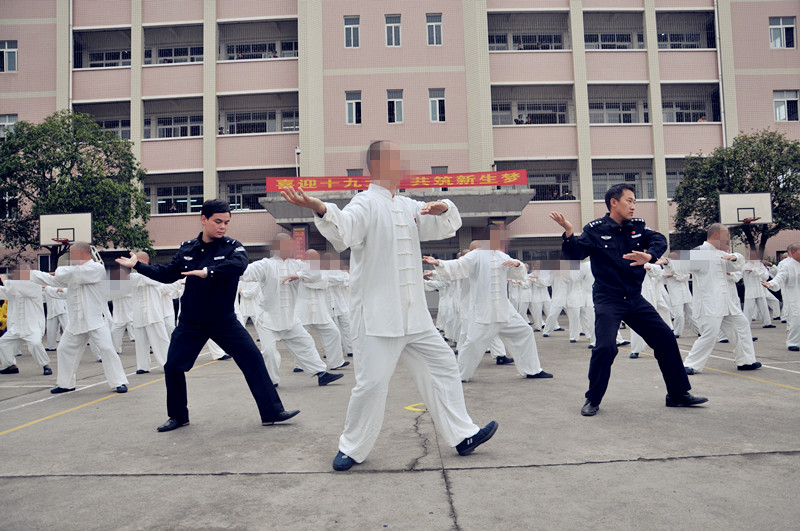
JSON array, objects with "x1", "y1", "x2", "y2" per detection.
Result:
[
  {"x1": 671, "y1": 130, "x2": 800, "y2": 255},
  {"x1": 0, "y1": 110, "x2": 152, "y2": 267}
]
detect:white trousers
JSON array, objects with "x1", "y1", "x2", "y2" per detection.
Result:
[
  {"x1": 744, "y1": 297, "x2": 772, "y2": 327},
  {"x1": 0, "y1": 329, "x2": 50, "y2": 368},
  {"x1": 528, "y1": 300, "x2": 550, "y2": 329},
  {"x1": 459, "y1": 313, "x2": 544, "y2": 382},
  {"x1": 258, "y1": 323, "x2": 327, "y2": 385},
  {"x1": 132, "y1": 323, "x2": 170, "y2": 371},
  {"x1": 333, "y1": 312, "x2": 354, "y2": 355},
  {"x1": 764, "y1": 291, "x2": 781, "y2": 319},
  {"x1": 56, "y1": 327, "x2": 128, "y2": 389},
  {"x1": 110, "y1": 320, "x2": 136, "y2": 353},
  {"x1": 580, "y1": 304, "x2": 596, "y2": 345},
  {"x1": 339, "y1": 323, "x2": 478, "y2": 463},
  {"x1": 543, "y1": 305, "x2": 579, "y2": 338},
  {"x1": 305, "y1": 320, "x2": 345, "y2": 368},
  {"x1": 671, "y1": 302, "x2": 699, "y2": 338},
  {"x1": 684, "y1": 312, "x2": 758, "y2": 371},
  {"x1": 46, "y1": 314, "x2": 69, "y2": 350},
  {"x1": 457, "y1": 317, "x2": 506, "y2": 357},
  {"x1": 785, "y1": 313, "x2": 799, "y2": 348}
]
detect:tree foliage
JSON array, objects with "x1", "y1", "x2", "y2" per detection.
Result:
[
  {"x1": 0, "y1": 110, "x2": 152, "y2": 266},
  {"x1": 671, "y1": 130, "x2": 800, "y2": 254}
]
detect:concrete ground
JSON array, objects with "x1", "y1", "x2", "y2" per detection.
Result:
[{"x1": 1, "y1": 318, "x2": 798, "y2": 530}]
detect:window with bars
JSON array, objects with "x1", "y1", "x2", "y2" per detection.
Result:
[
  {"x1": 96, "y1": 119, "x2": 131, "y2": 139},
  {"x1": 281, "y1": 110, "x2": 299, "y2": 131},
  {"x1": 585, "y1": 33, "x2": 641, "y2": 50},
  {"x1": 662, "y1": 101, "x2": 709, "y2": 123},
  {"x1": 666, "y1": 171, "x2": 685, "y2": 199},
  {"x1": 0, "y1": 191, "x2": 18, "y2": 219},
  {"x1": 770, "y1": 17, "x2": 795, "y2": 48},
  {"x1": 346, "y1": 91, "x2": 362, "y2": 125},
  {"x1": 157, "y1": 46, "x2": 203, "y2": 64},
  {"x1": 527, "y1": 173, "x2": 574, "y2": 201},
  {"x1": 517, "y1": 102, "x2": 568, "y2": 124},
  {"x1": 592, "y1": 172, "x2": 654, "y2": 200},
  {"x1": 0, "y1": 40, "x2": 17, "y2": 72},
  {"x1": 346, "y1": 169, "x2": 363, "y2": 177},
  {"x1": 225, "y1": 42, "x2": 277, "y2": 60},
  {"x1": 227, "y1": 183, "x2": 265, "y2": 211},
  {"x1": 657, "y1": 32, "x2": 702, "y2": 49},
  {"x1": 589, "y1": 102, "x2": 642, "y2": 124},
  {"x1": 427, "y1": 14, "x2": 442, "y2": 46},
  {"x1": 492, "y1": 102, "x2": 512, "y2": 125},
  {"x1": 387, "y1": 90, "x2": 403, "y2": 124},
  {"x1": 774, "y1": 90, "x2": 799, "y2": 121},
  {"x1": 429, "y1": 89, "x2": 445, "y2": 122},
  {"x1": 344, "y1": 16, "x2": 360, "y2": 48},
  {"x1": 512, "y1": 34, "x2": 564, "y2": 50},
  {"x1": 281, "y1": 41, "x2": 299, "y2": 57},
  {"x1": 488, "y1": 34, "x2": 508, "y2": 51},
  {"x1": 156, "y1": 185, "x2": 203, "y2": 214},
  {"x1": 89, "y1": 50, "x2": 131, "y2": 67},
  {"x1": 225, "y1": 111, "x2": 276, "y2": 134},
  {"x1": 154, "y1": 115, "x2": 203, "y2": 138},
  {"x1": 0, "y1": 114, "x2": 17, "y2": 139},
  {"x1": 386, "y1": 15, "x2": 401, "y2": 47}
]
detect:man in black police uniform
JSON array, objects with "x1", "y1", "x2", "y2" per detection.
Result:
[
  {"x1": 549, "y1": 183, "x2": 707, "y2": 416},
  {"x1": 116, "y1": 199, "x2": 299, "y2": 431}
]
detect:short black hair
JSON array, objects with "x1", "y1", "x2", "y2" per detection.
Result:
[
  {"x1": 604, "y1": 183, "x2": 636, "y2": 210},
  {"x1": 201, "y1": 199, "x2": 231, "y2": 219},
  {"x1": 366, "y1": 140, "x2": 390, "y2": 172}
]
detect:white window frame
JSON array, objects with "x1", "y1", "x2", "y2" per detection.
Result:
[
  {"x1": 280, "y1": 109, "x2": 299, "y2": 131},
  {"x1": 584, "y1": 33, "x2": 637, "y2": 50},
  {"x1": 346, "y1": 168, "x2": 363, "y2": 177},
  {"x1": 657, "y1": 32, "x2": 702, "y2": 49},
  {"x1": 224, "y1": 111, "x2": 277, "y2": 134},
  {"x1": 769, "y1": 17, "x2": 796, "y2": 49},
  {"x1": 0, "y1": 40, "x2": 18, "y2": 72},
  {"x1": 156, "y1": 45, "x2": 203, "y2": 64},
  {"x1": 0, "y1": 190, "x2": 18, "y2": 220},
  {"x1": 96, "y1": 118, "x2": 131, "y2": 139},
  {"x1": 517, "y1": 102, "x2": 569, "y2": 124},
  {"x1": 280, "y1": 41, "x2": 299, "y2": 58},
  {"x1": 387, "y1": 90, "x2": 403, "y2": 124},
  {"x1": 344, "y1": 16, "x2": 360, "y2": 48},
  {"x1": 427, "y1": 14, "x2": 442, "y2": 46},
  {"x1": 346, "y1": 91, "x2": 362, "y2": 125},
  {"x1": 386, "y1": 15, "x2": 401, "y2": 47},
  {"x1": 662, "y1": 100, "x2": 709, "y2": 123},
  {"x1": 88, "y1": 49, "x2": 131, "y2": 68},
  {"x1": 491, "y1": 102, "x2": 512, "y2": 125},
  {"x1": 513, "y1": 34, "x2": 565, "y2": 51},
  {"x1": 488, "y1": 34, "x2": 508, "y2": 51},
  {"x1": 429, "y1": 89, "x2": 445, "y2": 123},
  {"x1": 153, "y1": 114, "x2": 203, "y2": 138},
  {"x1": 226, "y1": 182, "x2": 266, "y2": 211},
  {"x1": 773, "y1": 90, "x2": 799, "y2": 122},
  {"x1": 225, "y1": 42, "x2": 277, "y2": 61},
  {"x1": 155, "y1": 185, "x2": 204, "y2": 214},
  {"x1": 589, "y1": 101, "x2": 640, "y2": 124},
  {"x1": 0, "y1": 113, "x2": 17, "y2": 139}
]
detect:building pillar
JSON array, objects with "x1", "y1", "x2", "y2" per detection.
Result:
[
  {"x1": 569, "y1": 1, "x2": 595, "y2": 226},
  {"x1": 462, "y1": 0, "x2": 494, "y2": 172},
  {"x1": 130, "y1": 0, "x2": 143, "y2": 161},
  {"x1": 55, "y1": 0, "x2": 70, "y2": 110},
  {"x1": 298, "y1": 0, "x2": 325, "y2": 177},
  {"x1": 202, "y1": 0, "x2": 218, "y2": 201},
  {"x1": 715, "y1": 0, "x2": 739, "y2": 146}
]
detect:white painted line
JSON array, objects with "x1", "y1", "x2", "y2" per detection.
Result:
[{"x1": 678, "y1": 349, "x2": 800, "y2": 376}]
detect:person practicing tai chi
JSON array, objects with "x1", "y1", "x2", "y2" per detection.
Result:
[
  {"x1": 116, "y1": 199, "x2": 299, "y2": 432},
  {"x1": 762, "y1": 242, "x2": 800, "y2": 352},
  {"x1": 282, "y1": 140, "x2": 497, "y2": 471},
  {"x1": 550, "y1": 183, "x2": 707, "y2": 416},
  {"x1": 0, "y1": 265, "x2": 52, "y2": 376}
]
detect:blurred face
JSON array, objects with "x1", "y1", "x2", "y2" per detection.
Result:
[
  {"x1": 272, "y1": 236, "x2": 295, "y2": 260},
  {"x1": 201, "y1": 212, "x2": 231, "y2": 241},
  {"x1": 610, "y1": 190, "x2": 636, "y2": 222},
  {"x1": 369, "y1": 142, "x2": 409, "y2": 188},
  {"x1": 709, "y1": 227, "x2": 731, "y2": 251},
  {"x1": 789, "y1": 247, "x2": 800, "y2": 262}
]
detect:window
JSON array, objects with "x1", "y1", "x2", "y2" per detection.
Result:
[
  {"x1": 156, "y1": 185, "x2": 203, "y2": 214},
  {"x1": 527, "y1": 173, "x2": 573, "y2": 201},
  {"x1": 346, "y1": 91, "x2": 362, "y2": 125},
  {"x1": 592, "y1": 172, "x2": 654, "y2": 199},
  {"x1": 386, "y1": 15, "x2": 401, "y2": 47},
  {"x1": 0, "y1": 191, "x2": 18, "y2": 219},
  {"x1": 585, "y1": 33, "x2": 637, "y2": 50},
  {"x1": 227, "y1": 183, "x2": 265, "y2": 211},
  {"x1": 281, "y1": 41, "x2": 298, "y2": 58},
  {"x1": 513, "y1": 34, "x2": 564, "y2": 50},
  {"x1": 281, "y1": 110, "x2": 299, "y2": 132},
  {"x1": 427, "y1": 14, "x2": 442, "y2": 46},
  {"x1": 345, "y1": 16, "x2": 360, "y2": 48},
  {"x1": 387, "y1": 90, "x2": 403, "y2": 124},
  {"x1": 157, "y1": 46, "x2": 203, "y2": 64},
  {"x1": 226, "y1": 43, "x2": 277, "y2": 60},
  {"x1": 488, "y1": 34, "x2": 508, "y2": 51},
  {"x1": 0, "y1": 114, "x2": 17, "y2": 139},
  {"x1": 155, "y1": 115, "x2": 203, "y2": 138},
  {"x1": 770, "y1": 17, "x2": 795, "y2": 48},
  {"x1": 346, "y1": 169, "x2": 363, "y2": 177},
  {"x1": 657, "y1": 32, "x2": 702, "y2": 49},
  {"x1": 0, "y1": 40, "x2": 17, "y2": 72},
  {"x1": 774, "y1": 90, "x2": 799, "y2": 121},
  {"x1": 589, "y1": 102, "x2": 642, "y2": 124},
  {"x1": 89, "y1": 50, "x2": 131, "y2": 68},
  {"x1": 517, "y1": 102, "x2": 568, "y2": 124},
  {"x1": 429, "y1": 89, "x2": 445, "y2": 122},
  {"x1": 431, "y1": 166, "x2": 448, "y2": 174},
  {"x1": 666, "y1": 171, "x2": 685, "y2": 199},
  {"x1": 662, "y1": 101, "x2": 709, "y2": 123},
  {"x1": 492, "y1": 102, "x2": 512, "y2": 125},
  {"x1": 96, "y1": 119, "x2": 131, "y2": 139},
  {"x1": 225, "y1": 111, "x2": 277, "y2": 134}
]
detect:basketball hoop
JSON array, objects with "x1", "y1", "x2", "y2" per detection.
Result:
[
  {"x1": 51, "y1": 237, "x2": 71, "y2": 247},
  {"x1": 742, "y1": 217, "x2": 761, "y2": 224}
]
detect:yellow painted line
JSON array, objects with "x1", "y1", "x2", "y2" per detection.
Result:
[
  {"x1": 405, "y1": 403, "x2": 428, "y2": 412},
  {"x1": 0, "y1": 360, "x2": 218, "y2": 437}
]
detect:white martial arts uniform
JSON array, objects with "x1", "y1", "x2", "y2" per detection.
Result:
[
  {"x1": 543, "y1": 266, "x2": 579, "y2": 337},
  {"x1": 663, "y1": 258, "x2": 698, "y2": 338},
  {"x1": 765, "y1": 257, "x2": 800, "y2": 349},
  {"x1": 295, "y1": 266, "x2": 346, "y2": 369},
  {"x1": 579, "y1": 260, "x2": 596, "y2": 346},
  {"x1": 743, "y1": 261, "x2": 772, "y2": 327},
  {"x1": 314, "y1": 184, "x2": 479, "y2": 463},
  {"x1": 238, "y1": 280, "x2": 262, "y2": 327},
  {"x1": 31, "y1": 263, "x2": 128, "y2": 390},
  {"x1": 527, "y1": 269, "x2": 552, "y2": 330},
  {"x1": 435, "y1": 248, "x2": 546, "y2": 381},
  {"x1": 241, "y1": 256, "x2": 328, "y2": 384},
  {"x1": 326, "y1": 270, "x2": 354, "y2": 356},
  {"x1": 0, "y1": 280, "x2": 50, "y2": 369},
  {"x1": 130, "y1": 272, "x2": 170, "y2": 371},
  {"x1": 683, "y1": 243, "x2": 758, "y2": 371},
  {"x1": 448, "y1": 268, "x2": 507, "y2": 359},
  {"x1": 630, "y1": 265, "x2": 673, "y2": 355},
  {"x1": 44, "y1": 286, "x2": 69, "y2": 350},
  {"x1": 109, "y1": 290, "x2": 135, "y2": 354}
]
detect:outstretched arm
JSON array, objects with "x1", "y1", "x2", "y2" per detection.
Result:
[{"x1": 281, "y1": 187, "x2": 327, "y2": 216}]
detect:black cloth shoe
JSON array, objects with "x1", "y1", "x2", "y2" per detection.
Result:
[
  {"x1": 495, "y1": 355, "x2": 514, "y2": 365},
  {"x1": 581, "y1": 399, "x2": 599, "y2": 416},
  {"x1": 570, "y1": 339, "x2": 577, "y2": 343},
  {"x1": 116, "y1": 385, "x2": 128, "y2": 393},
  {"x1": 318, "y1": 371, "x2": 344, "y2": 386},
  {"x1": 43, "y1": 367, "x2": 52, "y2": 376},
  {"x1": 630, "y1": 352, "x2": 639, "y2": 359},
  {"x1": 719, "y1": 339, "x2": 729, "y2": 343},
  {"x1": 347, "y1": 352, "x2": 353, "y2": 357},
  {"x1": 763, "y1": 324, "x2": 776, "y2": 328},
  {"x1": 752, "y1": 337, "x2": 758, "y2": 342},
  {"x1": 331, "y1": 361, "x2": 350, "y2": 370},
  {"x1": 157, "y1": 418, "x2": 189, "y2": 432},
  {"x1": 456, "y1": 420, "x2": 498, "y2": 456},
  {"x1": 333, "y1": 450, "x2": 356, "y2": 471},
  {"x1": 665, "y1": 392, "x2": 708, "y2": 407},
  {"x1": 262, "y1": 410, "x2": 300, "y2": 425},
  {"x1": 789, "y1": 346, "x2": 799, "y2": 352},
  {"x1": 0, "y1": 366, "x2": 20, "y2": 374},
  {"x1": 293, "y1": 367, "x2": 303, "y2": 372},
  {"x1": 526, "y1": 370, "x2": 553, "y2": 379},
  {"x1": 51, "y1": 386, "x2": 75, "y2": 393},
  {"x1": 617, "y1": 340, "x2": 631, "y2": 346},
  {"x1": 136, "y1": 369, "x2": 150, "y2": 374},
  {"x1": 217, "y1": 354, "x2": 232, "y2": 360},
  {"x1": 737, "y1": 362, "x2": 762, "y2": 371},
  {"x1": 684, "y1": 366, "x2": 696, "y2": 375},
  {"x1": 45, "y1": 348, "x2": 57, "y2": 352}
]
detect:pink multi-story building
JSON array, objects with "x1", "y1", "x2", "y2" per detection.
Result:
[{"x1": 1, "y1": 0, "x2": 798, "y2": 267}]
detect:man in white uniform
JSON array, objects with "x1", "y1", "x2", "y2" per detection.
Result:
[
  {"x1": 0, "y1": 265, "x2": 52, "y2": 375},
  {"x1": 130, "y1": 252, "x2": 171, "y2": 373},
  {"x1": 282, "y1": 140, "x2": 496, "y2": 471},
  {"x1": 323, "y1": 254, "x2": 354, "y2": 357},
  {"x1": 109, "y1": 287, "x2": 135, "y2": 355},
  {"x1": 43, "y1": 285, "x2": 68, "y2": 351},
  {"x1": 763, "y1": 242, "x2": 800, "y2": 351},
  {"x1": 743, "y1": 251, "x2": 775, "y2": 329},
  {"x1": 542, "y1": 261, "x2": 578, "y2": 338},
  {"x1": 662, "y1": 251, "x2": 698, "y2": 338},
  {"x1": 31, "y1": 242, "x2": 129, "y2": 393},
  {"x1": 527, "y1": 260, "x2": 552, "y2": 331},
  {"x1": 683, "y1": 225, "x2": 762, "y2": 374},
  {"x1": 629, "y1": 263, "x2": 672, "y2": 358}
]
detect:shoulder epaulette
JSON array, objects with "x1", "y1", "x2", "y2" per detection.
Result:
[
  {"x1": 632, "y1": 218, "x2": 646, "y2": 224},
  {"x1": 181, "y1": 238, "x2": 196, "y2": 246},
  {"x1": 224, "y1": 237, "x2": 238, "y2": 245},
  {"x1": 587, "y1": 218, "x2": 604, "y2": 228}
]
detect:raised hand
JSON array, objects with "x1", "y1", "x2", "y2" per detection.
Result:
[
  {"x1": 420, "y1": 201, "x2": 449, "y2": 215},
  {"x1": 281, "y1": 187, "x2": 327, "y2": 215},
  {"x1": 548, "y1": 212, "x2": 573, "y2": 236},
  {"x1": 115, "y1": 252, "x2": 138, "y2": 269},
  {"x1": 502, "y1": 260, "x2": 521, "y2": 268},
  {"x1": 181, "y1": 269, "x2": 207, "y2": 278},
  {"x1": 422, "y1": 255, "x2": 440, "y2": 266},
  {"x1": 622, "y1": 250, "x2": 652, "y2": 267}
]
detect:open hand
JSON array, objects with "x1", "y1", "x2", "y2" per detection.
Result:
[
  {"x1": 622, "y1": 251, "x2": 652, "y2": 267},
  {"x1": 115, "y1": 252, "x2": 138, "y2": 269},
  {"x1": 502, "y1": 260, "x2": 521, "y2": 268},
  {"x1": 282, "y1": 273, "x2": 299, "y2": 284},
  {"x1": 548, "y1": 212, "x2": 573, "y2": 236},
  {"x1": 181, "y1": 269, "x2": 207, "y2": 278},
  {"x1": 281, "y1": 187, "x2": 327, "y2": 215},
  {"x1": 420, "y1": 201, "x2": 449, "y2": 215},
  {"x1": 422, "y1": 255, "x2": 440, "y2": 266}
]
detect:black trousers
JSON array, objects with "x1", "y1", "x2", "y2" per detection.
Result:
[
  {"x1": 164, "y1": 316, "x2": 284, "y2": 422},
  {"x1": 587, "y1": 294, "x2": 691, "y2": 406}
]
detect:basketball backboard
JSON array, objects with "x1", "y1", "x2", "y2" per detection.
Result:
[
  {"x1": 39, "y1": 213, "x2": 92, "y2": 246},
  {"x1": 719, "y1": 193, "x2": 772, "y2": 226}
]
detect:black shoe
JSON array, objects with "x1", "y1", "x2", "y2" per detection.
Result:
[
  {"x1": 293, "y1": 367, "x2": 303, "y2": 372},
  {"x1": 43, "y1": 367, "x2": 52, "y2": 376},
  {"x1": 333, "y1": 450, "x2": 356, "y2": 471},
  {"x1": 116, "y1": 385, "x2": 128, "y2": 393},
  {"x1": 217, "y1": 354, "x2": 232, "y2": 360},
  {"x1": 45, "y1": 348, "x2": 57, "y2": 352},
  {"x1": 456, "y1": 420, "x2": 498, "y2": 456},
  {"x1": 665, "y1": 392, "x2": 708, "y2": 407},
  {"x1": 157, "y1": 418, "x2": 189, "y2": 432},
  {"x1": 51, "y1": 386, "x2": 75, "y2": 393},
  {"x1": 581, "y1": 399, "x2": 599, "y2": 416},
  {"x1": 262, "y1": 409, "x2": 300, "y2": 425},
  {"x1": 737, "y1": 362, "x2": 762, "y2": 371},
  {"x1": 684, "y1": 366, "x2": 696, "y2": 375},
  {"x1": 782, "y1": 320, "x2": 787, "y2": 323},
  {"x1": 630, "y1": 352, "x2": 639, "y2": 359},
  {"x1": 347, "y1": 353, "x2": 353, "y2": 357},
  {"x1": 719, "y1": 339, "x2": 729, "y2": 343},
  {"x1": 542, "y1": 333, "x2": 550, "y2": 338},
  {"x1": 554, "y1": 327, "x2": 564, "y2": 332},
  {"x1": 0, "y1": 366, "x2": 20, "y2": 374},
  {"x1": 579, "y1": 332, "x2": 585, "y2": 336},
  {"x1": 674, "y1": 334, "x2": 680, "y2": 338},
  {"x1": 526, "y1": 370, "x2": 553, "y2": 379},
  {"x1": 588, "y1": 344, "x2": 595, "y2": 349},
  {"x1": 331, "y1": 361, "x2": 350, "y2": 370},
  {"x1": 495, "y1": 355, "x2": 514, "y2": 365},
  {"x1": 97, "y1": 359, "x2": 103, "y2": 362},
  {"x1": 617, "y1": 340, "x2": 631, "y2": 346},
  {"x1": 136, "y1": 369, "x2": 150, "y2": 374},
  {"x1": 763, "y1": 324, "x2": 776, "y2": 329},
  {"x1": 570, "y1": 339, "x2": 577, "y2": 343},
  {"x1": 318, "y1": 371, "x2": 344, "y2": 386},
  {"x1": 752, "y1": 337, "x2": 758, "y2": 342},
  {"x1": 789, "y1": 346, "x2": 800, "y2": 352}
]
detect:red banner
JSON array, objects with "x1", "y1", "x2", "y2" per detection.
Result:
[{"x1": 265, "y1": 170, "x2": 528, "y2": 193}]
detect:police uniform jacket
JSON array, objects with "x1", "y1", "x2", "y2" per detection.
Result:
[
  {"x1": 133, "y1": 233, "x2": 247, "y2": 324},
  {"x1": 562, "y1": 214, "x2": 665, "y2": 301}
]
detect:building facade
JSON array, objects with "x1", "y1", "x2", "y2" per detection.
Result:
[{"x1": 1, "y1": 0, "x2": 798, "y2": 265}]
